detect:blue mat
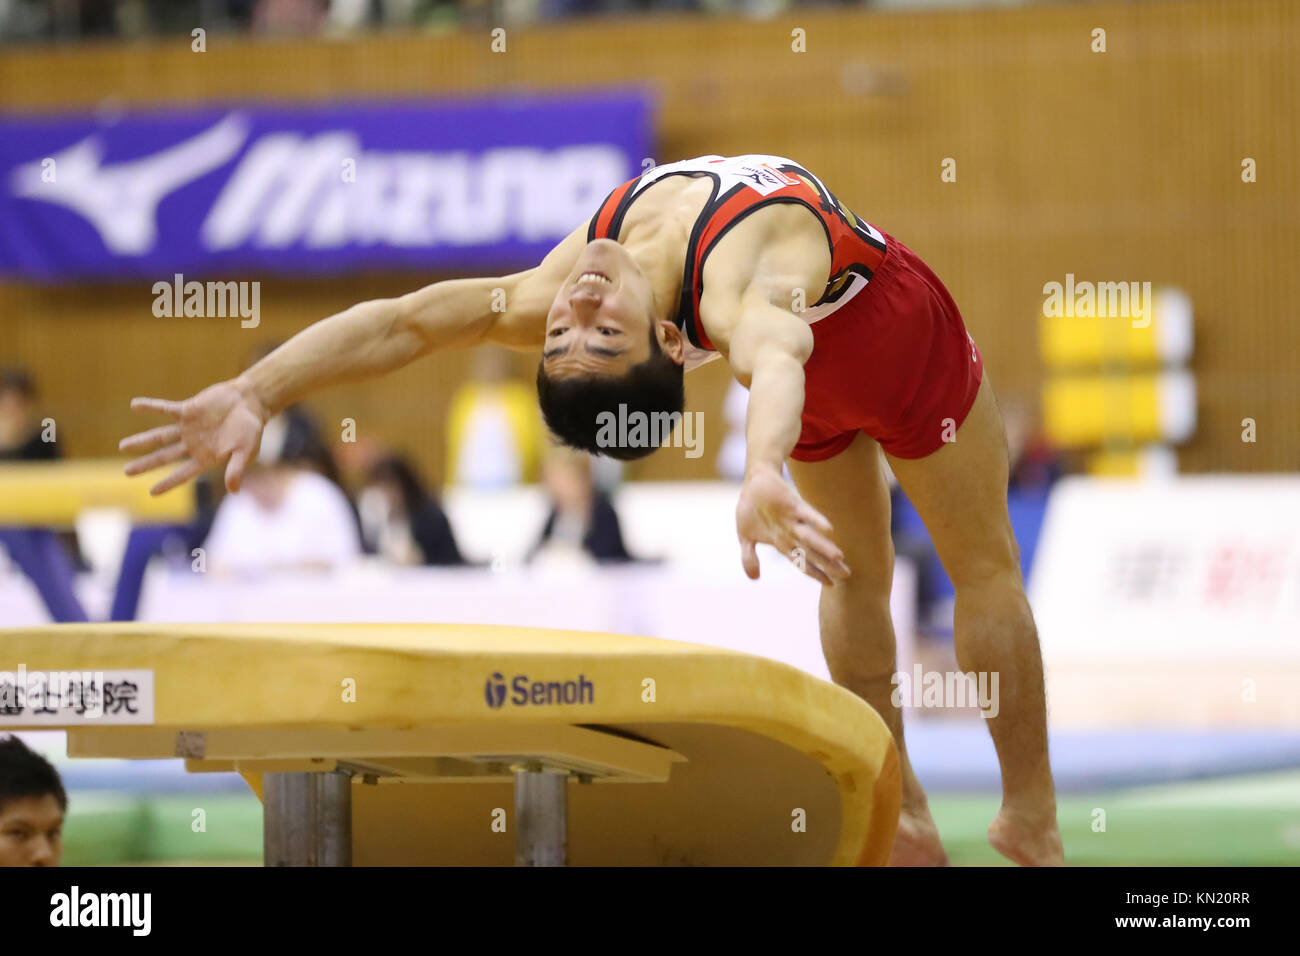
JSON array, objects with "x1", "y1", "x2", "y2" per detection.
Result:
[
  {"x1": 55, "y1": 758, "x2": 253, "y2": 794},
  {"x1": 906, "y1": 722, "x2": 1300, "y2": 793}
]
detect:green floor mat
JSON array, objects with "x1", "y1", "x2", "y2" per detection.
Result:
[
  {"x1": 58, "y1": 771, "x2": 1300, "y2": 865},
  {"x1": 933, "y1": 771, "x2": 1300, "y2": 866}
]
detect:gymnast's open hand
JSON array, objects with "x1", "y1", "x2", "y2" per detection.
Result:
[
  {"x1": 119, "y1": 379, "x2": 268, "y2": 496},
  {"x1": 735, "y1": 465, "x2": 851, "y2": 587}
]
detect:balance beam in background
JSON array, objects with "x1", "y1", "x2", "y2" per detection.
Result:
[
  {"x1": 0, "y1": 460, "x2": 194, "y2": 622},
  {"x1": 0, "y1": 460, "x2": 192, "y2": 525},
  {"x1": 0, "y1": 623, "x2": 900, "y2": 866}
]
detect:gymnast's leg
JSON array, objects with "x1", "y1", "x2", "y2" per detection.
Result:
[
  {"x1": 886, "y1": 377, "x2": 1064, "y2": 866},
  {"x1": 788, "y1": 432, "x2": 949, "y2": 866}
]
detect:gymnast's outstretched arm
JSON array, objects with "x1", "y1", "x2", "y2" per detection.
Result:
[
  {"x1": 120, "y1": 224, "x2": 588, "y2": 495},
  {"x1": 699, "y1": 219, "x2": 850, "y2": 588},
  {"x1": 725, "y1": 301, "x2": 850, "y2": 589}
]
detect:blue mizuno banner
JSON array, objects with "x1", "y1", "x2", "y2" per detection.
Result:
[{"x1": 0, "y1": 92, "x2": 652, "y2": 280}]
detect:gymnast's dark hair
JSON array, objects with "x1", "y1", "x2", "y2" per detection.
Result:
[
  {"x1": 536, "y1": 325, "x2": 685, "y2": 461},
  {"x1": 0, "y1": 734, "x2": 67, "y2": 814}
]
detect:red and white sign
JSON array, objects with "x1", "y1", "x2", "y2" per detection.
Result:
[{"x1": 1030, "y1": 476, "x2": 1300, "y2": 727}]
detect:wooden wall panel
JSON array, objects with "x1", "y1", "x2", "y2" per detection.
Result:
[{"x1": 1, "y1": 0, "x2": 1295, "y2": 481}]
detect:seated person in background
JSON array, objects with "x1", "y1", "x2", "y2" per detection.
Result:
[
  {"x1": 247, "y1": 342, "x2": 344, "y2": 486},
  {"x1": 0, "y1": 367, "x2": 59, "y2": 461},
  {"x1": 201, "y1": 428, "x2": 361, "y2": 576},
  {"x1": 258, "y1": 396, "x2": 344, "y2": 487},
  {"x1": 446, "y1": 346, "x2": 544, "y2": 489},
  {"x1": 357, "y1": 455, "x2": 467, "y2": 566},
  {"x1": 715, "y1": 379, "x2": 749, "y2": 481},
  {"x1": 0, "y1": 367, "x2": 86, "y2": 573},
  {"x1": 188, "y1": 345, "x2": 348, "y2": 552},
  {"x1": 529, "y1": 446, "x2": 635, "y2": 565},
  {"x1": 1002, "y1": 401, "x2": 1063, "y2": 494},
  {"x1": 0, "y1": 735, "x2": 65, "y2": 867}
]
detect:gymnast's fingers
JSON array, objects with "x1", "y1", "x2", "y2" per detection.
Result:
[
  {"x1": 119, "y1": 424, "x2": 181, "y2": 456},
  {"x1": 792, "y1": 523, "x2": 850, "y2": 579},
  {"x1": 150, "y1": 458, "x2": 202, "y2": 496},
  {"x1": 784, "y1": 536, "x2": 839, "y2": 587},
  {"x1": 124, "y1": 442, "x2": 187, "y2": 477},
  {"x1": 130, "y1": 396, "x2": 184, "y2": 418},
  {"x1": 739, "y1": 536, "x2": 761, "y2": 580},
  {"x1": 794, "y1": 501, "x2": 835, "y2": 536},
  {"x1": 225, "y1": 446, "x2": 253, "y2": 494},
  {"x1": 799, "y1": 546, "x2": 848, "y2": 584},
  {"x1": 797, "y1": 556, "x2": 834, "y2": 588}
]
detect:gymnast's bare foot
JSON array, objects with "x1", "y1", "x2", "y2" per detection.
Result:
[
  {"x1": 888, "y1": 807, "x2": 950, "y2": 866},
  {"x1": 988, "y1": 807, "x2": 1065, "y2": 866}
]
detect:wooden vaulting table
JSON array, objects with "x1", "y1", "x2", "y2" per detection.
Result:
[{"x1": 0, "y1": 622, "x2": 900, "y2": 866}]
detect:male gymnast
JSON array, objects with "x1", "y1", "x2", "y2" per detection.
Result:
[{"x1": 121, "y1": 154, "x2": 1064, "y2": 866}]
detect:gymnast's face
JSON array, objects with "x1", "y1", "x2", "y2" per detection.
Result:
[{"x1": 543, "y1": 239, "x2": 667, "y2": 379}]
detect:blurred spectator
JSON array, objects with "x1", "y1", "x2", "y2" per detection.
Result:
[
  {"x1": 0, "y1": 0, "x2": 837, "y2": 43},
  {"x1": 247, "y1": 341, "x2": 343, "y2": 486},
  {"x1": 357, "y1": 455, "x2": 468, "y2": 565},
  {"x1": 200, "y1": 347, "x2": 362, "y2": 574},
  {"x1": 539, "y1": 0, "x2": 702, "y2": 18},
  {"x1": 529, "y1": 446, "x2": 635, "y2": 564},
  {"x1": 187, "y1": 343, "x2": 352, "y2": 556},
  {"x1": 1002, "y1": 400, "x2": 1063, "y2": 493},
  {"x1": 447, "y1": 346, "x2": 544, "y2": 488},
  {"x1": 0, "y1": 735, "x2": 65, "y2": 867},
  {"x1": 325, "y1": 0, "x2": 419, "y2": 33},
  {"x1": 201, "y1": 460, "x2": 362, "y2": 574},
  {"x1": 0, "y1": 367, "x2": 59, "y2": 461},
  {"x1": 333, "y1": 433, "x2": 389, "y2": 491},
  {"x1": 0, "y1": 367, "x2": 87, "y2": 577},
  {"x1": 889, "y1": 480, "x2": 941, "y2": 617},
  {"x1": 258, "y1": 401, "x2": 342, "y2": 485},
  {"x1": 251, "y1": 0, "x2": 327, "y2": 34},
  {"x1": 716, "y1": 379, "x2": 748, "y2": 480}
]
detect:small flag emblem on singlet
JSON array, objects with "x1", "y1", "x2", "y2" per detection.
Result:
[{"x1": 760, "y1": 163, "x2": 799, "y2": 186}]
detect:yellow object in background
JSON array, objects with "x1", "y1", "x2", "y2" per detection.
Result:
[
  {"x1": 1085, "y1": 449, "x2": 1145, "y2": 477},
  {"x1": 1043, "y1": 372, "x2": 1196, "y2": 447},
  {"x1": 0, "y1": 460, "x2": 193, "y2": 526},
  {"x1": 1040, "y1": 285, "x2": 1193, "y2": 368},
  {"x1": 1084, "y1": 446, "x2": 1181, "y2": 478},
  {"x1": 1041, "y1": 311, "x2": 1159, "y2": 367},
  {"x1": 446, "y1": 382, "x2": 544, "y2": 486}
]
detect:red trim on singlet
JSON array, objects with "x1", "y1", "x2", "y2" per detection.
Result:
[
  {"x1": 684, "y1": 175, "x2": 889, "y2": 352},
  {"x1": 587, "y1": 160, "x2": 891, "y2": 354},
  {"x1": 586, "y1": 159, "x2": 984, "y2": 465},
  {"x1": 686, "y1": 187, "x2": 765, "y2": 351},
  {"x1": 591, "y1": 179, "x2": 636, "y2": 242}
]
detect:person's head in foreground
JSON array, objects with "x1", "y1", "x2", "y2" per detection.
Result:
[
  {"x1": 536, "y1": 239, "x2": 686, "y2": 460},
  {"x1": 0, "y1": 735, "x2": 66, "y2": 866}
]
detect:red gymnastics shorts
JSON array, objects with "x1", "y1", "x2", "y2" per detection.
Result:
[{"x1": 790, "y1": 234, "x2": 984, "y2": 463}]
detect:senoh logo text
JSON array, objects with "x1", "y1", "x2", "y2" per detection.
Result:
[{"x1": 484, "y1": 672, "x2": 594, "y2": 708}]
